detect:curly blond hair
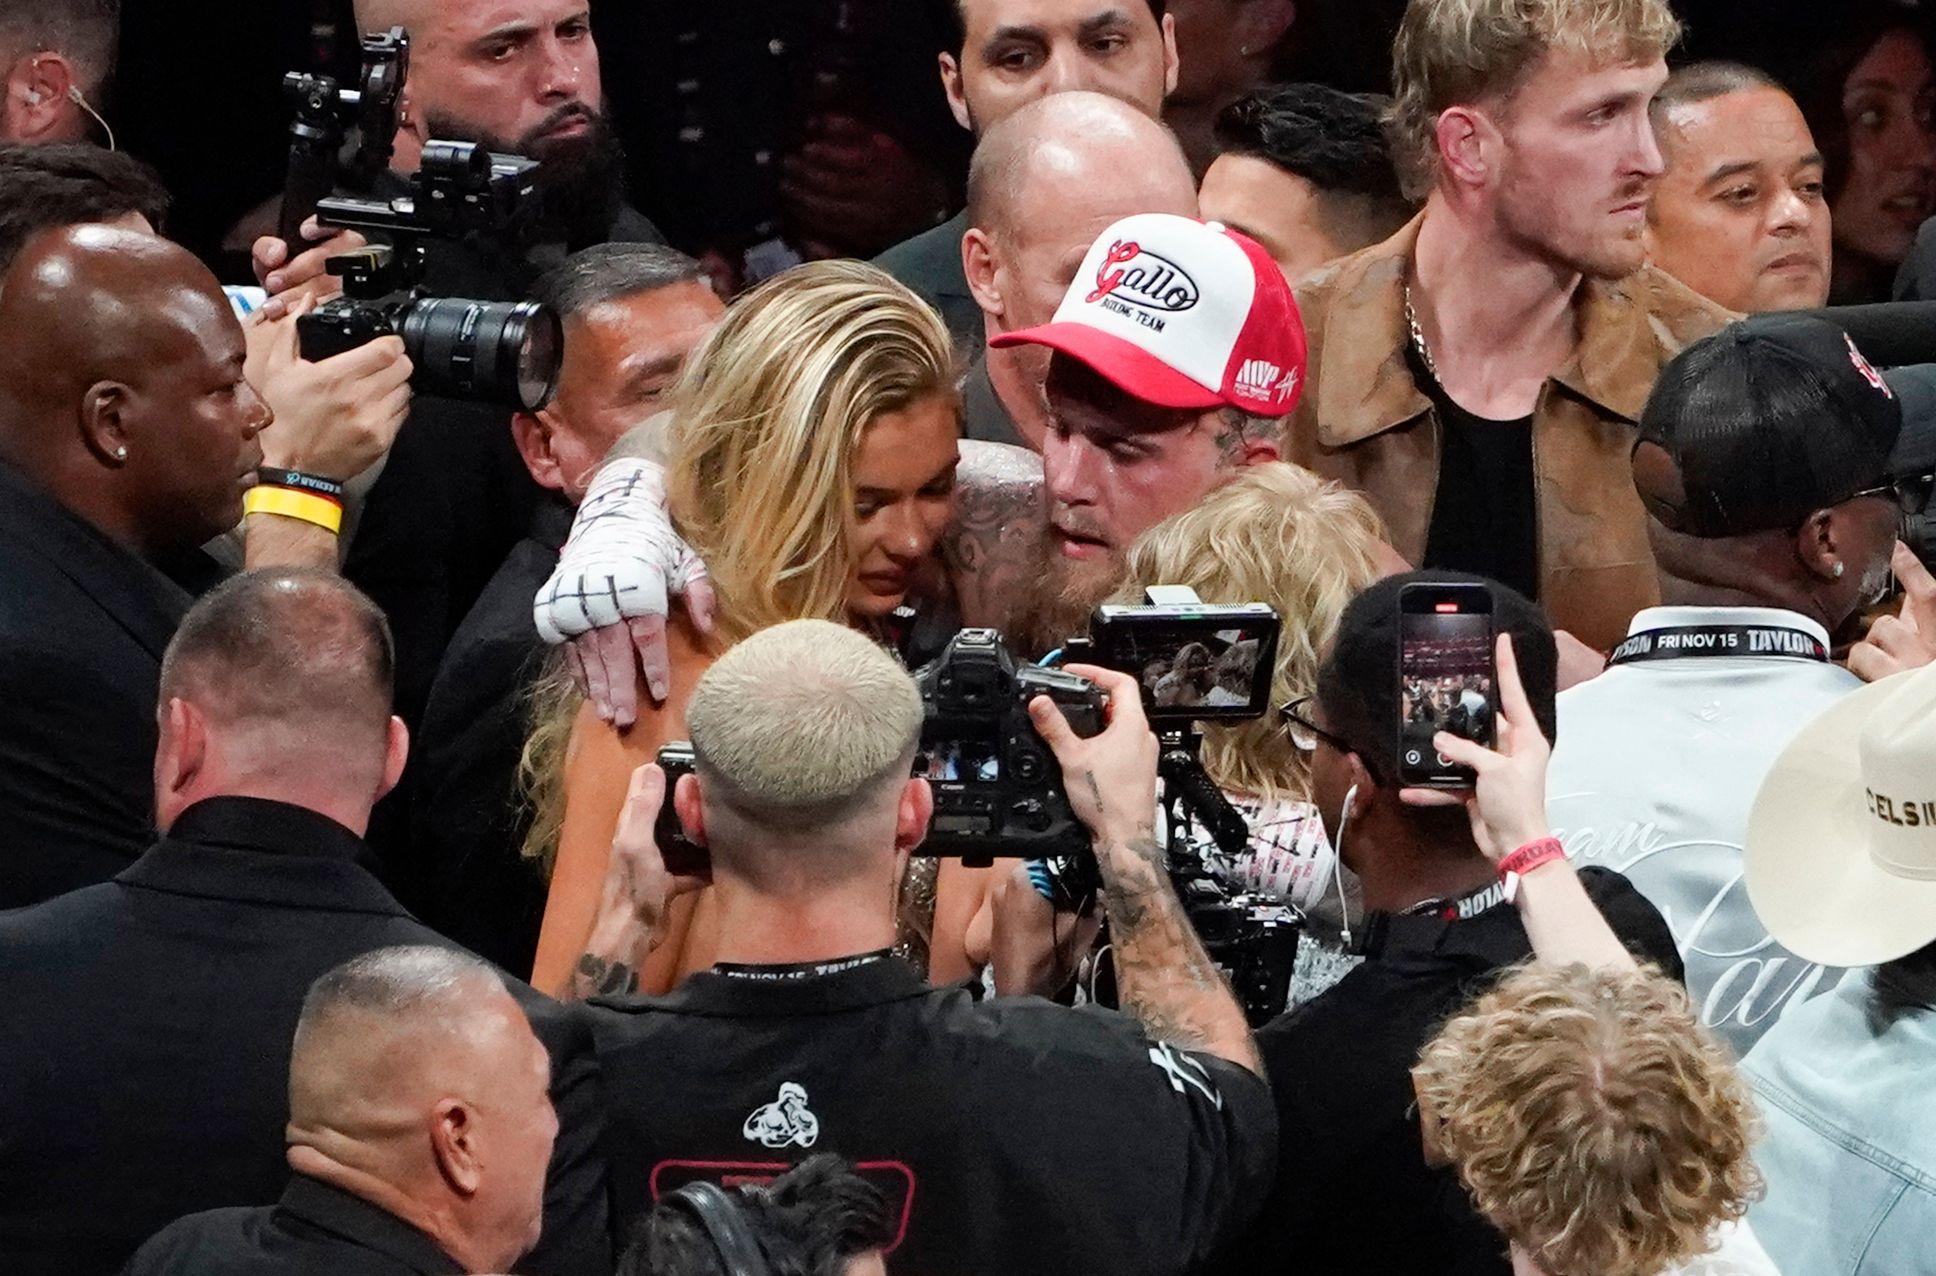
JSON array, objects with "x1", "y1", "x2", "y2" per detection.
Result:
[
  {"x1": 1114, "y1": 463, "x2": 1388, "y2": 803},
  {"x1": 1389, "y1": 0, "x2": 1682, "y2": 199},
  {"x1": 1412, "y1": 964, "x2": 1761, "y2": 1276}
]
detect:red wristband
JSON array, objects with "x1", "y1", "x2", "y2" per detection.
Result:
[{"x1": 1497, "y1": 837, "x2": 1566, "y2": 881}]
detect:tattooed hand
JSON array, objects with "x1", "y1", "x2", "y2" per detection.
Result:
[
  {"x1": 567, "y1": 763, "x2": 708, "y2": 1002},
  {"x1": 943, "y1": 441, "x2": 1051, "y2": 634},
  {"x1": 1029, "y1": 666, "x2": 1262, "y2": 1074}
]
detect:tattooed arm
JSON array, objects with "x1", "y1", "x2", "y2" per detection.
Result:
[
  {"x1": 1026, "y1": 666, "x2": 1264, "y2": 1076},
  {"x1": 942, "y1": 441, "x2": 1051, "y2": 634},
  {"x1": 565, "y1": 762, "x2": 708, "y2": 1002}
]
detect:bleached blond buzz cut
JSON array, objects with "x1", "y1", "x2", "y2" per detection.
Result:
[
  {"x1": 1389, "y1": 0, "x2": 1682, "y2": 199},
  {"x1": 686, "y1": 619, "x2": 923, "y2": 823}
]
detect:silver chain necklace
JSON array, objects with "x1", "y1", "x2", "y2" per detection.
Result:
[{"x1": 1403, "y1": 284, "x2": 1443, "y2": 386}]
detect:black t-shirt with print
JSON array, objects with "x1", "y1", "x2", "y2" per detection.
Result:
[{"x1": 584, "y1": 952, "x2": 1277, "y2": 1276}]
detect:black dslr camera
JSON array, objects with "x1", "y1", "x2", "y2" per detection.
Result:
[
  {"x1": 280, "y1": 31, "x2": 564, "y2": 411},
  {"x1": 914, "y1": 629, "x2": 1107, "y2": 863},
  {"x1": 650, "y1": 630, "x2": 1106, "y2": 873}
]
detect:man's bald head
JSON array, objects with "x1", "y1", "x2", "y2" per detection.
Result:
[
  {"x1": 0, "y1": 224, "x2": 268, "y2": 556},
  {"x1": 351, "y1": 0, "x2": 433, "y2": 39},
  {"x1": 967, "y1": 90, "x2": 1193, "y2": 238},
  {"x1": 288, "y1": 946, "x2": 556, "y2": 1273},
  {"x1": 961, "y1": 91, "x2": 1197, "y2": 450},
  {"x1": 161, "y1": 569, "x2": 397, "y2": 780}
]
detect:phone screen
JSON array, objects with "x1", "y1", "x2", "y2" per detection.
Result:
[{"x1": 1397, "y1": 587, "x2": 1496, "y2": 787}]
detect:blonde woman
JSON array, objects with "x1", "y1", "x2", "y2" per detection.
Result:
[
  {"x1": 1116, "y1": 463, "x2": 1398, "y2": 1006},
  {"x1": 523, "y1": 261, "x2": 988, "y2": 997}
]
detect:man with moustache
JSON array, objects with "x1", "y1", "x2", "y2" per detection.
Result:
[
  {"x1": 958, "y1": 91, "x2": 1200, "y2": 450},
  {"x1": 528, "y1": 212, "x2": 1305, "y2": 721},
  {"x1": 1284, "y1": 0, "x2": 1731, "y2": 653},
  {"x1": 876, "y1": 0, "x2": 1178, "y2": 352},
  {"x1": 248, "y1": 0, "x2": 669, "y2": 854},
  {"x1": 1644, "y1": 63, "x2": 1833, "y2": 313}
]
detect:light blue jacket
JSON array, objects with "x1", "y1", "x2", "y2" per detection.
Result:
[{"x1": 1742, "y1": 971, "x2": 1936, "y2": 1275}]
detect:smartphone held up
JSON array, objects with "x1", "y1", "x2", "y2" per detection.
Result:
[{"x1": 1397, "y1": 583, "x2": 1498, "y2": 788}]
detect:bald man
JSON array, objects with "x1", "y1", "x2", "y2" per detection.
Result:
[
  {"x1": 958, "y1": 91, "x2": 1200, "y2": 449},
  {"x1": 875, "y1": 0, "x2": 1178, "y2": 353},
  {"x1": 0, "y1": 224, "x2": 379, "y2": 907},
  {"x1": 126, "y1": 947, "x2": 560, "y2": 1276},
  {"x1": 0, "y1": 571, "x2": 607, "y2": 1276}
]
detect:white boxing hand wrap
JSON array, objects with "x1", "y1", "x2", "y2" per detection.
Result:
[{"x1": 532, "y1": 458, "x2": 706, "y2": 644}]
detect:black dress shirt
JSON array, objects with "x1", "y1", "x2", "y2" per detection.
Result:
[
  {"x1": 587, "y1": 954, "x2": 1276, "y2": 1276},
  {"x1": 123, "y1": 1175, "x2": 464, "y2": 1276},
  {"x1": 0, "y1": 797, "x2": 607, "y2": 1276},
  {"x1": 409, "y1": 497, "x2": 573, "y2": 972},
  {"x1": 1246, "y1": 867, "x2": 1683, "y2": 1276},
  {"x1": 0, "y1": 461, "x2": 214, "y2": 907}
]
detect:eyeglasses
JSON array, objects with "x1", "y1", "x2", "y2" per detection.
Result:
[
  {"x1": 1278, "y1": 695, "x2": 1352, "y2": 754},
  {"x1": 1852, "y1": 474, "x2": 1934, "y2": 516}
]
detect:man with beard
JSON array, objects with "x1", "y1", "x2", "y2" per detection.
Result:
[
  {"x1": 528, "y1": 213, "x2": 1308, "y2": 726},
  {"x1": 1284, "y1": 0, "x2": 1731, "y2": 654},
  {"x1": 249, "y1": 0, "x2": 666, "y2": 883}
]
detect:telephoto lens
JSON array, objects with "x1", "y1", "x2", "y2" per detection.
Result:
[{"x1": 396, "y1": 296, "x2": 563, "y2": 412}]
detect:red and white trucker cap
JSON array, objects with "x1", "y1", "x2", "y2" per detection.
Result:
[{"x1": 990, "y1": 212, "x2": 1307, "y2": 417}]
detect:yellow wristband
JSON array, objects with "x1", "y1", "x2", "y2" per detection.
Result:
[{"x1": 243, "y1": 484, "x2": 343, "y2": 535}]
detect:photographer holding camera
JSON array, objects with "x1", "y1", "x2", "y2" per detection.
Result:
[{"x1": 573, "y1": 618, "x2": 1274, "y2": 1276}]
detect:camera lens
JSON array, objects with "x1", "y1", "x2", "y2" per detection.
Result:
[{"x1": 397, "y1": 297, "x2": 563, "y2": 411}]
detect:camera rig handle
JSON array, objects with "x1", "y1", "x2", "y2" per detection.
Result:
[
  {"x1": 277, "y1": 27, "x2": 409, "y2": 252},
  {"x1": 1156, "y1": 730, "x2": 1251, "y2": 861}
]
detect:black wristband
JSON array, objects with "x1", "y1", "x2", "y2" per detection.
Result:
[{"x1": 256, "y1": 467, "x2": 345, "y2": 500}]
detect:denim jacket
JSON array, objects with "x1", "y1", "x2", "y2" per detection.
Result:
[{"x1": 1742, "y1": 971, "x2": 1936, "y2": 1274}]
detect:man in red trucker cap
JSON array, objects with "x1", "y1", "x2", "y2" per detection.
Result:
[{"x1": 992, "y1": 210, "x2": 1308, "y2": 648}]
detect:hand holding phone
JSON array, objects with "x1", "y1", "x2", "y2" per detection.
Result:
[
  {"x1": 1400, "y1": 633, "x2": 1553, "y2": 861},
  {"x1": 1396, "y1": 583, "x2": 1498, "y2": 788}
]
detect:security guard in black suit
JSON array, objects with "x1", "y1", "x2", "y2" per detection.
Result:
[
  {"x1": 0, "y1": 572, "x2": 606, "y2": 1276},
  {"x1": 125, "y1": 946, "x2": 566, "y2": 1276}
]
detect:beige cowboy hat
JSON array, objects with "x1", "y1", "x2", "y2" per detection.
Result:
[{"x1": 1747, "y1": 662, "x2": 1936, "y2": 967}]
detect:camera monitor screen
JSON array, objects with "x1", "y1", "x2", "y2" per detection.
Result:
[
  {"x1": 1397, "y1": 585, "x2": 1496, "y2": 787},
  {"x1": 1092, "y1": 604, "x2": 1280, "y2": 722},
  {"x1": 926, "y1": 737, "x2": 1002, "y2": 784}
]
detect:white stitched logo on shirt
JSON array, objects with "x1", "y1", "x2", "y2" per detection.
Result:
[
  {"x1": 1148, "y1": 1042, "x2": 1222, "y2": 1110},
  {"x1": 743, "y1": 1081, "x2": 820, "y2": 1149}
]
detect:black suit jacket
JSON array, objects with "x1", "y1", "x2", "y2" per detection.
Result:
[
  {"x1": 0, "y1": 797, "x2": 607, "y2": 1276},
  {"x1": 123, "y1": 1175, "x2": 463, "y2": 1276},
  {"x1": 410, "y1": 497, "x2": 572, "y2": 974},
  {"x1": 0, "y1": 462, "x2": 207, "y2": 908}
]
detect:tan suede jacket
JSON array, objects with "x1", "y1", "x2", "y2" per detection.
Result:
[{"x1": 1284, "y1": 215, "x2": 1734, "y2": 651}]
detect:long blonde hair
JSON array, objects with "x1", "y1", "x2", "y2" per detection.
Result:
[
  {"x1": 518, "y1": 261, "x2": 956, "y2": 870},
  {"x1": 667, "y1": 260, "x2": 956, "y2": 643},
  {"x1": 1115, "y1": 463, "x2": 1388, "y2": 803}
]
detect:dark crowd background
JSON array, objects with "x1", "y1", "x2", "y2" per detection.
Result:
[{"x1": 111, "y1": 0, "x2": 1916, "y2": 286}]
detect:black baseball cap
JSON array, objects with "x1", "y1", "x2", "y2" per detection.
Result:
[{"x1": 1637, "y1": 313, "x2": 1936, "y2": 537}]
